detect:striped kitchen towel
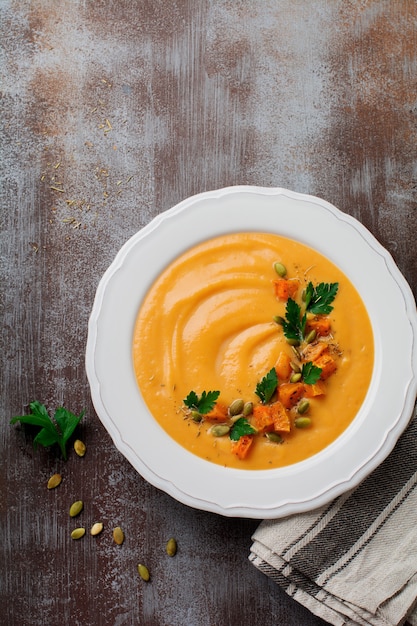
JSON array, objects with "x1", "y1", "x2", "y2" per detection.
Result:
[{"x1": 249, "y1": 403, "x2": 417, "y2": 626}]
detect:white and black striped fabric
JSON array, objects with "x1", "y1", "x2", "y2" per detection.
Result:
[{"x1": 250, "y1": 403, "x2": 417, "y2": 626}]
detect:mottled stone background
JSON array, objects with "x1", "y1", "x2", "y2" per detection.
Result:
[{"x1": 1, "y1": 2, "x2": 416, "y2": 625}]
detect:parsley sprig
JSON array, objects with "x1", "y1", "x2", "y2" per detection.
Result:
[
  {"x1": 281, "y1": 298, "x2": 306, "y2": 344},
  {"x1": 230, "y1": 417, "x2": 257, "y2": 441},
  {"x1": 10, "y1": 401, "x2": 84, "y2": 460},
  {"x1": 305, "y1": 282, "x2": 339, "y2": 315},
  {"x1": 255, "y1": 367, "x2": 278, "y2": 404},
  {"x1": 301, "y1": 362, "x2": 322, "y2": 385},
  {"x1": 184, "y1": 390, "x2": 220, "y2": 414},
  {"x1": 280, "y1": 281, "x2": 339, "y2": 343}
]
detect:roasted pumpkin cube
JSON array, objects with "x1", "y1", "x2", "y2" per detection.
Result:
[
  {"x1": 270, "y1": 401, "x2": 291, "y2": 433},
  {"x1": 303, "y1": 380, "x2": 326, "y2": 398},
  {"x1": 302, "y1": 341, "x2": 328, "y2": 363},
  {"x1": 252, "y1": 404, "x2": 275, "y2": 433},
  {"x1": 231, "y1": 435, "x2": 254, "y2": 460},
  {"x1": 204, "y1": 402, "x2": 229, "y2": 422},
  {"x1": 314, "y1": 353, "x2": 337, "y2": 380},
  {"x1": 306, "y1": 316, "x2": 332, "y2": 337},
  {"x1": 278, "y1": 382, "x2": 305, "y2": 409},
  {"x1": 275, "y1": 351, "x2": 292, "y2": 381},
  {"x1": 273, "y1": 278, "x2": 300, "y2": 301}
]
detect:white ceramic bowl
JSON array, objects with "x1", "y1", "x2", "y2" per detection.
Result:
[{"x1": 85, "y1": 187, "x2": 417, "y2": 518}]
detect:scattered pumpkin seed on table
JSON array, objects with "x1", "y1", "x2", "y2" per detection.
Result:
[
  {"x1": 69, "y1": 500, "x2": 83, "y2": 517},
  {"x1": 90, "y1": 522, "x2": 104, "y2": 536},
  {"x1": 71, "y1": 527, "x2": 86, "y2": 540},
  {"x1": 137, "y1": 563, "x2": 150, "y2": 581},
  {"x1": 74, "y1": 439, "x2": 86, "y2": 457},
  {"x1": 166, "y1": 537, "x2": 177, "y2": 557},
  {"x1": 47, "y1": 473, "x2": 62, "y2": 489},
  {"x1": 113, "y1": 526, "x2": 124, "y2": 545}
]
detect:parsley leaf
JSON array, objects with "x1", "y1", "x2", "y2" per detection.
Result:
[
  {"x1": 255, "y1": 367, "x2": 278, "y2": 404},
  {"x1": 230, "y1": 417, "x2": 257, "y2": 441},
  {"x1": 10, "y1": 401, "x2": 84, "y2": 460},
  {"x1": 184, "y1": 390, "x2": 199, "y2": 410},
  {"x1": 281, "y1": 298, "x2": 306, "y2": 343},
  {"x1": 301, "y1": 362, "x2": 322, "y2": 385},
  {"x1": 184, "y1": 390, "x2": 220, "y2": 414},
  {"x1": 305, "y1": 281, "x2": 339, "y2": 315}
]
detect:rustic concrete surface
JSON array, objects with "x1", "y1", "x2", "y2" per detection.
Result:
[{"x1": 1, "y1": 1, "x2": 416, "y2": 625}]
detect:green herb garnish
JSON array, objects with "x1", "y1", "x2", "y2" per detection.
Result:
[
  {"x1": 301, "y1": 362, "x2": 322, "y2": 385},
  {"x1": 305, "y1": 282, "x2": 339, "y2": 315},
  {"x1": 255, "y1": 367, "x2": 278, "y2": 404},
  {"x1": 280, "y1": 282, "x2": 339, "y2": 342},
  {"x1": 10, "y1": 401, "x2": 84, "y2": 460},
  {"x1": 230, "y1": 417, "x2": 257, "y2": 441},
  {"x1": 281, "y1": 298, "x2": 306, "y2": 344},
  {"x1": 184, "y1": 390, "x2": 220, "y2": 414}
]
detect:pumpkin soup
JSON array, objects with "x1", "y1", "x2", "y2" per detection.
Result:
[{"x1": 132, "y1": 232, "x2": 374, "y2": 470}]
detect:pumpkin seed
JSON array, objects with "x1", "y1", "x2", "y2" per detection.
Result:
[
  {"x1": 290, "y1": 372, "x2": 302, "y2": 383},
  {"x1": 242, "y1": 401, "x2": 253, "y2": 417},
  {"x1": 286, "y1": 338, "x2": 300, "y2": 347},
  {"x1": 305, "y1": 329, "x2": 317, "y2": 344},
  {"x1": 190, "y1": 410, "x2": 202, "y2": 422},
  {"x1": 90, "y1": 522, "x2": 104, "y2": 536},
  {"x1": 229, "y1": 399, "x2": 244, "y2": 416},
  {"x1": 47, "y1": 473, "x2": 62, "y2": 489},
  {"x1": 137, "y1": 563, "x2": 150, "y2": 582},
  {"x1": 69, "y1": 500, "x2": 83, "y2": 517},
  {"x1": 166, "y1": 537, "x2": 177, "y2": 557},
  {"x1": 266, "y1": 432, "x2": 283, "y2": 443},
  {"x1": 295, "y1": 417, "x2": 312, "y2": 429},
  {"x1": 274, "y1": 262, "x2": 287, "y2": 277},
  {"x1": 113, "y1": 526, "x2": 124, "y2": 545},
  {"x1": 291, "y1": 346, "x2": 301, "y2": 359},
  {"x1": 273, "y1": 315, "x2": 285, "y2": 326},
  {"x1": 71, "y1": 527, "x2": 86, "y2": 540},
  {"x1": 290, "y1": 361, "x2": 301, "y2": 373},
  {"x1": 210, "y1": 424, "x2": 230, "y2": 437},
  {"x1": 297, "y1": 400, "x2": 310, "y2": 415},
  {"x1": 74, "y1": 439, "x2": 86, "y2": 457}
]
